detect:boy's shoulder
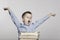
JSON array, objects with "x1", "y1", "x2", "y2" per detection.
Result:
[{"x1": 20, "y1": 23, "x2": 22, "y2": 25}]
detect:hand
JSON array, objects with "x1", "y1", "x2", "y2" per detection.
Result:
[
  {"x1": 48, "y1": 12, "x2": 56, "y2": 17},
  {"x1": 4, "y1": 8, "x2": 9, "y2": 11}
]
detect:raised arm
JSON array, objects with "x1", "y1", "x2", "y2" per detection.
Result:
[
  {"x1": 4, "y1": 8, "x2": 20, "y2": 28},
  {"x1": 33, "y1": 13, "x2": 56, "y2": 29}
]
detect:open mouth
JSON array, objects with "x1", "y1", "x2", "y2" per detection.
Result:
[{"x1": 28, "y1": 20, "x2": 30, "y2": 23}]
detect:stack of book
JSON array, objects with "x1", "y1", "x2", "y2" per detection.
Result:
[{"x1": 19, "y1": 32, "x2": 39, "y2": 40}]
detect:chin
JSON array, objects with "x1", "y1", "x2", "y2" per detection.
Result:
[{"x1": 26, "y1": 24, "x2": 30, "y2": 26}]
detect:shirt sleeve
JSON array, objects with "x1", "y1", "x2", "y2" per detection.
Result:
[
  {"x1": 33, "y1": 15, "x2": 50, "y2": 29},
  {"x1": 8, "y1": 9, "x2": 20, "y2": 28}
]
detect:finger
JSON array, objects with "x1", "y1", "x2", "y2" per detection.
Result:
[
  {"x1": 4, "y1": 8, "x2": 8, "y2": 10},
  {"x1": 52, "y1": 14, "x2": 56, "y2": 17}
]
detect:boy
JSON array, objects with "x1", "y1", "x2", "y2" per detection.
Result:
[{"x1": 4, "y1": 8, "x2": 56, "y2": 40}]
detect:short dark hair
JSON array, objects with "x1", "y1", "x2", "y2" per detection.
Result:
[{"x1": 22, "y1": 11, "x2": 32, "y2": 18}]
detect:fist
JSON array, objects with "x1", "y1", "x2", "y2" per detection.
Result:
[
  {"x1": 4, "y1": 8, "x2": 9, "y2": 11},
  {"x1": 48, "y1": 13, "x2": 56, "y2": 17}
]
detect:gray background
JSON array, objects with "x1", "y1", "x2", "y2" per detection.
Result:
[{"x1": 0, "y1": 0, "x2": 60, "y2": 40}]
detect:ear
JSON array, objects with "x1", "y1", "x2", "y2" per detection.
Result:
[{"x1": 22, "y1": 18, "x2": 24, "y2": 22}]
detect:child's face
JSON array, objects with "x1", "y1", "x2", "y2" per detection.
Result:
[{"x1": 22, "y1": 13, "x2": 32, "y2": 26}]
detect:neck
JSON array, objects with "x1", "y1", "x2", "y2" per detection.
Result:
[{"x1": 23, "y1": 23, "x2": 30, "y2": 26}]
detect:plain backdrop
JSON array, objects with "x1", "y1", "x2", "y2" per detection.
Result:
[{"x1": 0, "y1": 0, "x2": 60, "y2": 40}]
